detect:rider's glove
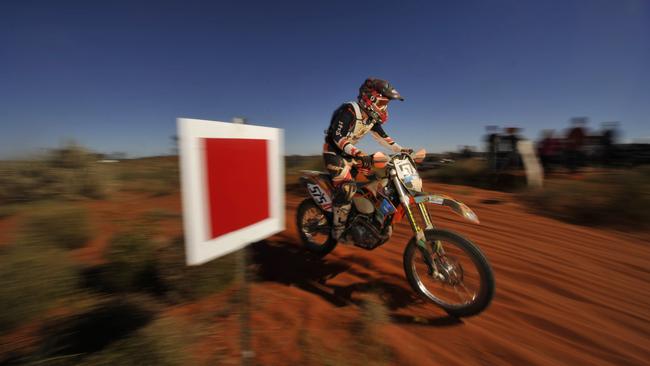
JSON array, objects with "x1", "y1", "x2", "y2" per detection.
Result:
[{"x1": 358, "y1": 154, "x2": 374, "y2": 169}]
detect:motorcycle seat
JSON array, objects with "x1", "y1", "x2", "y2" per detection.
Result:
[
  {"x1": 300, "y1": 170, "x2": 335, "y2": 190},
  {"x1": 301, "y1": 170, "x2": 380, "y2": 193}
]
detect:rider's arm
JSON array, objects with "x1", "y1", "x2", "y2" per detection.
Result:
[
  {"x1": 371, "y1": 123, "x2": 403, "y2": 153},
  {"x1": 331, "y1": 108, "x2": 364, "y2": 156}
]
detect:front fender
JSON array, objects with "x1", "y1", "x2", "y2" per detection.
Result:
[{"x1": 414, "y1": 193, "x2": 480, "y2": 224}]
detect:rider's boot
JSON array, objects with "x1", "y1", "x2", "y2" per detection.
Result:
[{"x1": 332, "y1": 203, "x2": 352, "y2": 243}]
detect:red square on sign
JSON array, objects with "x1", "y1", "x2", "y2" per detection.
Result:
[{"x1": 204, "y1": 138, "x2": 269, "y2": 240}]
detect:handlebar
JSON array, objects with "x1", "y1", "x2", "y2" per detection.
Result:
[{"x1": 351, "y1": 149, "x2": 426, "y2": 170}]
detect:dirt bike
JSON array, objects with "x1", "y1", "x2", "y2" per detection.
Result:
[{"x1": 296, "y1": 150, "x2": 494, "y2": 317}]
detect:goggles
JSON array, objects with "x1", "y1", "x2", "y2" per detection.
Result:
[{"x1": 375, "y1": 96, "x2": 390, "y2": 108}]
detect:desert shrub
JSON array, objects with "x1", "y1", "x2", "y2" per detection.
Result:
[
  {"x1": 285, "y1": 155, "x2": 323, "y2": 174},
  {"x1": 350, "y1": 294, "x2": 393, "y2": 366},
  {"x1": 76, "y1": 169, "x2": 106, "y2": 199},
  {"x1": 521, "y1": 168, "x2": 650, "y2": 228},
  {"x1": 33, "y1": 295, "x2": 187, "y2": 366},
  {"x1": 422, "y1": 159, "x2": 490, "y2": 185},
  {"x1": 100, "y1": 232, "x2": 157, "y2": 292},
  {"x1": 78, "y1": 315, "x2": 196, "y2": 366},
  {"x1": 117, "y1": 161, "x2": 179, "y2": 196},
  {"x1": 0, "y1": 160, "x2": 58, "y2": 202},
  {"x1": 421, "y1": 158, "x2": 529, "y2": 191},
  {"x1": 285, "y1": 155, "x2": 325, "y2": 192},
  {"x1": 0, "y1": 204, "x2": 19, "y2": 219},
  {"x1": 47, "y1": 143, "x2": 96, "y2": 169},
  {"x1": 0, "y1": 243, "x2": 78, "y2": 334},
  {"x1": 0, "y1": 144, "x2": 106, "y2": 203},
  {"x1": 141, "y1": 209, "x2": 181, "y2": 222},
  {"x1": 310, "y1": 293, "x2": 394, "y2": 366},
  {"x1": 21, "y1": 204, "x2": 91, "y2": 249},
  {"x1": 156, "y1": 237, "x2": 237, "y2": 302}
]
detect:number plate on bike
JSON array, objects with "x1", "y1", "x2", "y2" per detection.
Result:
[
  {"x1": 307, "y1": 183, "x2": 332, "y2": 209},
  {"x1": 394, "y1": 158, "x2": 423, "y2": 191}
]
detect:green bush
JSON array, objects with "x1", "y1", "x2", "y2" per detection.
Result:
[
  {"x1": 521, "y1": 168, "x2": 650, "y2": 228},
  {"x1": 156, "y1": 237, "x2": 237, "y2": 302},
  {"x1": 0, "y1": 243, "x2": 78, "y2": 334},
  {"x1": 21, "y1": 204, "x2": 91, "y2": 250},
  {"x1": 101, "y1": 232, "x2": 157, "y2": 292}
]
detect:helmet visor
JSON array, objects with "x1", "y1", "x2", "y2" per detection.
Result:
[{"x1": 383, "y1": 88, "x2": 404, "y2": 101}]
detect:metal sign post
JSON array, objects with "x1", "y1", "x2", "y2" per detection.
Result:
[
  {"x1": 232, "y1": 118, "x2": 253, "y2": 366},
  {"x1": 177, "y1": 116, "x2": 284, "y2": 365}
]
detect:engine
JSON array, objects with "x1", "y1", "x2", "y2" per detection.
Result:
[{"x1": 347, "y1": 214, "x2": 388, "y2": 250}]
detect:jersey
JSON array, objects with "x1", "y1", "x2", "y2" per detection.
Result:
[{"x1": 324, "y1": 101, "x2": 402, "y2": 157}]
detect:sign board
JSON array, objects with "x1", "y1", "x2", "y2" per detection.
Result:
[{"x1": 178, "y1": 118, "x2": 284, "y2": 265}]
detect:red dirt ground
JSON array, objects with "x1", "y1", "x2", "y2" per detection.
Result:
[
  {"x1": 237, "y1": 182, "x2": 650, "y2": 366},
  {"x1": 2, "y1": 181, "x2": 648, "y2": 365}
]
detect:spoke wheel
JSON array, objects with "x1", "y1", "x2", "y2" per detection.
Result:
[
  {"x1": 403, "y1": 229, "x2": 495, "y2": 317},
  {"x1": 296, "y1": 199, "x2": 337, "y2": 256}
]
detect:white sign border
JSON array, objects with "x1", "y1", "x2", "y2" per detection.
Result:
[{"x1": 178, "y1": 118, "x2": 285, "y2": 265}]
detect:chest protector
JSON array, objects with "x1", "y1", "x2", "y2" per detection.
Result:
[{"x1": 326, "y1": 101, "x2": 374, "y2": 142}]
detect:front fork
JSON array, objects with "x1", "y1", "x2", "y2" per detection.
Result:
[{"x1": 391, "y1": 171, "x2": 443, "y2": 277}]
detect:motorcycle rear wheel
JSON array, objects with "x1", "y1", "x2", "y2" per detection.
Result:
[
  {"x1": 403, "y1": 229, "x2": 494, "y2": 317},
  {"x1": 296, "y1": 199, "x2": 337, "y2": 257}
]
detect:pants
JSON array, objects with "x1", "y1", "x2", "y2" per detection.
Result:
[{"x1": 322, "y1": 153, "x2": 361, "y2": 240}]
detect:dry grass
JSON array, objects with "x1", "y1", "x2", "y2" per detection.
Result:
[
  {"x1": 0, "y1": 144, "x2": 107, "y2": 204},
  {"x1": 116, "y1": 158, "x2": 179, "y2": 197},
  {"x1": 521, "y1": 167, "x2": 650, "y2": 229},
  {"x1": 155, "y1": 237, "x2": 237, "y2": 302},
  {"x1": 20, "y1": 203, "x2": 91, "y2": 250},
  {"x1": 0, "y1": 243, "x2": 79, "y2": 334}
]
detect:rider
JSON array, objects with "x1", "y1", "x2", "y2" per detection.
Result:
[{"x1": 324, "y1": 77, "x2": 410, "y2": 241}]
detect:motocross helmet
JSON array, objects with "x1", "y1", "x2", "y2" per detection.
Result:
[{"x1": 358, "y1": 78, "x2": 404, "y2": 123}]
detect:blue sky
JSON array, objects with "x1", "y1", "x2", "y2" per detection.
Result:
[{"x1": 1, "y1": 0, "x2": 648, "y2": 157}]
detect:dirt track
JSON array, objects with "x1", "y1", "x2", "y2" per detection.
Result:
[
  {"x1": 241, "y1": 182, "x2": 649, "y2": 365},
  {"x1": 3, "y1": 181, "x2": 647, "y2": 365}
]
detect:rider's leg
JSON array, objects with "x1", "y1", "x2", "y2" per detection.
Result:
[
  {"x1": 331, "y1": 182, "x2": 356, "y2": 241},
  {"x1": 323, "y1": 153, "x2": 355, "y2": 241}
]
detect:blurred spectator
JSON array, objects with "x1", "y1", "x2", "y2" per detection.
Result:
[
  {"x1": 500, "y1": 127, "x2": 522, "y2": 170},
  {"x1": 600, "y1": 122, "x2": 619, "y2": 166},
  {"x1": 537, "y1": 130, "x2": 560, "y2": 174},
  {"x1": 565, "y1": 118, "x2": 587, "y2": 173},
  {"x1": 460, "y1": 145, "x2": 475, "y2": 158},
  {"x1": 484, "y1": 126, "x2": 500, "y2": 172}
]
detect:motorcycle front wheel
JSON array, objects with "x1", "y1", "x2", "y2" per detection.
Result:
[
  {"x1": 296, "y1": 199, "x2": 337, "y2": 257},
  {"x1": 403, "y1": 229, "x2": 495, "y2": 317}
]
